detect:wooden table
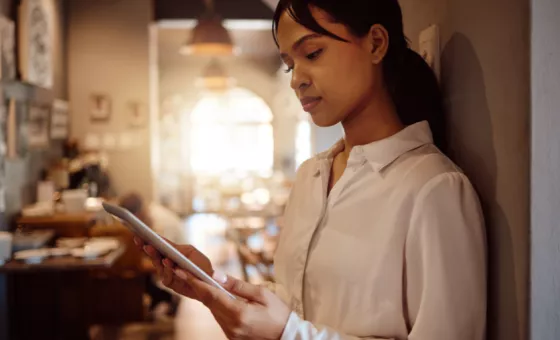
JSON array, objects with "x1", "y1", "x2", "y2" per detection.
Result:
[
  {"x1": 0, "y1": 246, "x2": 125, "y2": 273},
  {"x1": 1, "y1": 243, "x2": 128, "y2": 340}
]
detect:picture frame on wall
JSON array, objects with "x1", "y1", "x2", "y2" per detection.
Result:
[
  {"x1": 50, "y1": 99, "x2": 68, "y2": 139},
  {"x1": 128, "y1": 101, "x2": 147, "y2": 128},
  {"x1": 18, "y1": 0, "x2": 54, "y2": 88},
  {"x1": 0, "y1": 16, "x2": 16, "y2": 80},
  {"x1": 27, "y1": 105, "x2": 50, "y2": 148},
  {"x1": 90, "y1": 94, "x2": 111, "y2": 122}
]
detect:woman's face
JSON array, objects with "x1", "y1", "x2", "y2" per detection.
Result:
[{"x1": 276, "y1": 7, "x2": 384, "y2": 127}]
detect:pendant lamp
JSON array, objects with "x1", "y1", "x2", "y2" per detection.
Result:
[{"x1": 180, "y1": 0, "x2": 239, "y2": 56}]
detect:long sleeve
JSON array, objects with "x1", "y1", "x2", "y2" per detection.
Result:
[
  {"x1": 281, "y1": 312, "x2": 394, "y2": 340},
  {"x1": 406, "y1": 172, "x2": 486, "y2": 339}
]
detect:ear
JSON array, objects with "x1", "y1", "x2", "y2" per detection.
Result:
[{"x1": 368, "y1": 24, "x2": 390, "y2": 64}]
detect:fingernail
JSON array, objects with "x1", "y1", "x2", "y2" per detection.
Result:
[
  {"x1": 143, "y1": 245, "x2": 150, "y2": 253},
  {"x1": 133, "y1": 238, "x2": 140, "y2": 246},
  {"x1": 213, "y1": 271, "x2": 228, "y2": 284},
  {"x1": 175, "y1": 269, "x2": 188, "y2": 280}
]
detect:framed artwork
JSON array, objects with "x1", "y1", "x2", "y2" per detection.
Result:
[
  {"x1": 50, "y1": 99, "x2": 69, "y2": 139},
  {"x1": 128, "y1": 101, "x2": 147, "y2": 128},
  {"x1": 0, "y1": 16, "x2": 16, "y2": 80},
  {"x1": 27, "y1": 105, "x2": 49, "y2": 148},
  {"x1": 18, "y1": 0, "x2": 54, "y2": 88},
  {"x1": 90, "y1": 94, "x2": 111, "y2": 122}
]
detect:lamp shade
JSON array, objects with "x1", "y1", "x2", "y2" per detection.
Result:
[{"x1": 180, "y1": 15, "x2": 238, "y2": 56}]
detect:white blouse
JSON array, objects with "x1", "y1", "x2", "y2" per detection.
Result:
[{"x1": 272, "y1": 121, "x2": 487, "y2": 340}]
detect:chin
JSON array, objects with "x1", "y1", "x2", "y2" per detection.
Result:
[{"x1": 310, "y1": 113, "x2": 342, "y2": 128}]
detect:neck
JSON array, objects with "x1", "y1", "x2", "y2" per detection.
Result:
[{"x1": 340, "y1": 86, "x2": 403, "y2": 156}]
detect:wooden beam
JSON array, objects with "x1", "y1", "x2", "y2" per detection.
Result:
[{"x1": 154, "y1": 0, "x2": 273, "y2": 21}]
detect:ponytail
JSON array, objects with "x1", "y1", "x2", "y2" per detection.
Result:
[{"x1": 387, "y1": 48, "x2": 447, "y2": 152}]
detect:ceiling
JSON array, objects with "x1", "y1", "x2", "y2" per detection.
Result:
[{"x1": 154, "y1": 0, "x2": 275, "y2": 20}]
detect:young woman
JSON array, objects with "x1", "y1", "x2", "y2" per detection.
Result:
[{"x1": 137, "y1": 0, "x2": 487, "y2": 339}]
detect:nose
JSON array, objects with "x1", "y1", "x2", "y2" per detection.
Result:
[{"x1": 290, "y1": 65, "x2": 311, "y2": 91}]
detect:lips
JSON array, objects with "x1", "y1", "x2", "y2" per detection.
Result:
[{"x1": 300, "y1": 97, "x2": 322, "y2": 112}]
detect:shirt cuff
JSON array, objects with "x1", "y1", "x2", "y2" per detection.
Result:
[{"x1": 280, "y1": 311, "x2": 302, "y2": 340}]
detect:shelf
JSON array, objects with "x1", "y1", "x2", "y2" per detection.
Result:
[{"x1": 1, "y1": 80, "x2": 54, "y2": 104}]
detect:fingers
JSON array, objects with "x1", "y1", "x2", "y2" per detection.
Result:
[
  {"x1": 161, "y1": 258, "x2": 175, "y2": 286},
  {"x1": 133, "y1": 236, "x2": 143, "y2": 247},
  {"x1": 223, "y1": 276, "x2": 266, "y2": 304},
  {"x1": 177, "y1": 244, "x2": 198, "y2": 259},
  {"x1": 158, "y1": 260, "x2": 198, "y2": 298},
  {"x1": 176, "y1": 269, "x2": 240, "y2": 311},
  {"x1": 136, "y1": 237, "x2": 195, "y2": 262}
]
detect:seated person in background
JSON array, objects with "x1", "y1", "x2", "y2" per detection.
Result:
[{"x1": 119, "y1": 193, "x2": 187, "y2": 318}]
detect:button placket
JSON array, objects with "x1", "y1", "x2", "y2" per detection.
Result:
[{"x1": 293, "y1": 159, "x2": 331, "y2": 319}]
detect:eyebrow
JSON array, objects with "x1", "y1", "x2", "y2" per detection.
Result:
[{"x1": 280, "y1": 33, "x2": 322, "y2": 58}]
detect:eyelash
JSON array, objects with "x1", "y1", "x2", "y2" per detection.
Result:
[
  {"x1": 284, "y1": 49, "x2": 324, "y2": 73},
  {"x1": 306, "y1": 49, "x2": 323, "y2": 60}
]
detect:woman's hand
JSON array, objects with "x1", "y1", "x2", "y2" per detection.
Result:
[
  {"x1": 134, "y1": 237, "x2": 214, "y2": 300},
  {"x1": 175, "y1": 269, "x2": 291, "y2": 340}
]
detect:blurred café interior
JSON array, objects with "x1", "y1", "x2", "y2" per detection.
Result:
[{"x1": 0, "y1": 0, "x2": 344, "y2": 339}]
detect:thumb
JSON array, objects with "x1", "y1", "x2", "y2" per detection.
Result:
[{"x1": 214, "y1": 272, "x2": 266, "y2": 304}]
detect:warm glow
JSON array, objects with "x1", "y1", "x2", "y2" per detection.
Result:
[
  {"x1": 189, "y1": 88, "x2": 274, "y2": 176},
  {"x1": 195, "y1": 76, "x2": 237, "y2": 91},
  {"x1": 179, "y1": 43, "x2": 241, "y2": 56}
]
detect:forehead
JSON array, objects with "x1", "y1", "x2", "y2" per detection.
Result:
[
  {"x1": 276, "y1": 11, "x2": 313, "y2": 51},
  {"x1": 276, "y1": 7, "x2": 354, "y2": 52}
]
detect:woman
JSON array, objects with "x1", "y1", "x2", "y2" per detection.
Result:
[{"x1": 137, "y1": 0, "x2": 487, "y2": 339}]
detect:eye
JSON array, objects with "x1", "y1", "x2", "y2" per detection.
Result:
[
  {"x1": 306, "y1": 49, "x2": 323, "y2": 60},
  {"x1": 284, "y1": 65, "x2": 294, "y2": 73}
]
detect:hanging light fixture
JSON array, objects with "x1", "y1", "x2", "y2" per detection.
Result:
[
  {"x1": 180, "y1": 0, "x2": 239, "y2": 56},
  {"x1": 196, "y1": 59, "x2": 237, "y2": 91}
]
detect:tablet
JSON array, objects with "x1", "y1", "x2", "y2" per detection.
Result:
[{"x1": 102, "y1": 202, "x2": 236, "y2": 300}]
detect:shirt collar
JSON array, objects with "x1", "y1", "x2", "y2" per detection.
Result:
[{"x1": 313, "y1": 121, "x2": 433, "y2": 175}]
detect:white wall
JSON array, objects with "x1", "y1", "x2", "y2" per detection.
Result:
[
  {"x1": 67, "y1": 0, "x2": 153, "y2": 200},
  {"x1": 400, "y1": 0, "x2": 530, "y2": 338},
  {"x1": 530, "y1": 0, "x2": 560, "y2": 338}
]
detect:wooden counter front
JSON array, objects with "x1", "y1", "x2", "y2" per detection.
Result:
[{"x1": 16, "y1": 212, "x2": 98, "y2": 237}]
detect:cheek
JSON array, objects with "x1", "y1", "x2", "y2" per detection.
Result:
[{"x1": 320, "y1": 54, "x2": 374, "y2": 106}]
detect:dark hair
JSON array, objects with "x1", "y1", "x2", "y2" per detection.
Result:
[{"x1": 272, "y1": 0, "x2": 446, "y2": 152}]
